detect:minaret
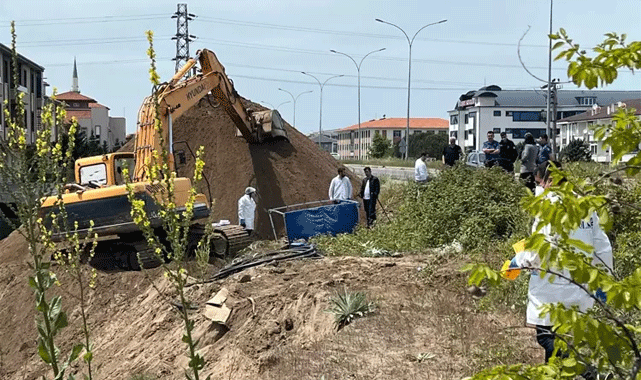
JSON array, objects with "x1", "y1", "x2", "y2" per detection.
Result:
[{"x1": 71, "y1": 57, "x2": 80, "y2": 93}]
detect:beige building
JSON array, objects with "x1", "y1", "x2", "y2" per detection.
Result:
[
  {"x1": 0, "y1": 43, "x2": 46, "y2": 145},
  {"x1": 336, "y1": 117, "x2": 449, "y2": 159},
  {"x1": 56, "y1": 59, "x2": 125, "y2": 151},
  {"x1": 557, "y1": 98, "x2": 641, "y2": 163}
]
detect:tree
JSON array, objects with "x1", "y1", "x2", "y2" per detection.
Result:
[
  {"x1": 368, "y1": 131, "x2": 391, "y2": 158},
  {"x1": 560, "y1": 138, "x2": 592, "y2": 162},
  {"x1": 407, "y1": 132, "x2": 448, "y2": 159},
  {"x1": 467, "y1": 31, "x2": 641, "y2": 379}
]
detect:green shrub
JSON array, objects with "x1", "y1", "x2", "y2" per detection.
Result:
[
  {"x1": 326, "y1": 289, "x2": 375, "y2": 328},
  {"x1": 560, "y1": 138, "x2": 592, "y2": 162}
]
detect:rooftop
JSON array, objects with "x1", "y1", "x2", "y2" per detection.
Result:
[
  {"x1": 0, "y1": 43, "x2": 45, "y2": 71},
  {"x1": 339, "y1": 117, "x2": 449, "y2": 132},
  {"x1": 558, "y1": 98, "x2": 641, "y2": 122},
  {"x1": 56, "y1": 91, "x2": 96, "y2": 102},
  {"x1": 453, "y1": 85, "x2": 641, "y2": 110}
]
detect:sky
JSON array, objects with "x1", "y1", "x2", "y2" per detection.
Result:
[{"x1": 1, "y1": 0, "x2": 640, "y2": 136}]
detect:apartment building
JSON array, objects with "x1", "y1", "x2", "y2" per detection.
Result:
[
  {"x1": 336, "y1": 117, "x2": 448, "y2": 159},
  {"x1": 0, "y1": 43, "x2": 46, "y2": 145},
  {"x1": 449, "y1": 85, "x2": 641, "y2": 151},
  {"x1": 557, "y1": 99, "x2": 641, "y2": 163}
]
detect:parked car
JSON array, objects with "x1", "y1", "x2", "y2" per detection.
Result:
[{"x1": 466, "y1": 151, "x2": 486, "y2": 168}]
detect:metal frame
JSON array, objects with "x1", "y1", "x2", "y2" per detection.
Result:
[{"x1": 268, "y1": 199, "x2": 359, "y2": 241}]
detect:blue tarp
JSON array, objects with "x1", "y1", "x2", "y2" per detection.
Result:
[{"x1": 284, "y1": 201, "x2": 359, "y2": 242}]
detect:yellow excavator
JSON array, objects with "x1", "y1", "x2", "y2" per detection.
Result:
[{"x1": 41, "y1": 49, "x2": 288, "y2": 269}]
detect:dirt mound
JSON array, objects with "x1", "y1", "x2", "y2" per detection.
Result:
[
  {"x1": 0, "y1": 253, "x2": 541, "y2": 380},
  {"x1": 0, "y1": 229, "x2": 28, "y2": 264},
  {"x1": 121, "y1": 96, "x2": 361, "y2": 238}
]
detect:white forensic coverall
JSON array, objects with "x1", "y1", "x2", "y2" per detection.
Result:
[
  {"x1": 328, "y1": 175, "x2": 352, "y2": 201},
  {"x1": 414, "y1": 158, "x2": 428, "y2": 182},
  {"x1": 515, "y1": 196, "x2": 613, "y2": 326},
  {"x1": 238, "y1": 194, "x2": 256, "y2": 230}
]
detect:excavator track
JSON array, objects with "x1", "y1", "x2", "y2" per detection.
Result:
[{"x1": 189, "y1": 224, "x2": 252, "y2": 257}]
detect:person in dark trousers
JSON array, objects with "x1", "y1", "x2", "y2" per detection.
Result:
[
  {"x1": 497, "y1": 131, "x2": 518, "y2": 173},
  {"x1": 359, "y1": 167, "x2": 380, "y2": 228},
  {"x1": 442, "y1": 137, "x2": 463, "y2": 166}
]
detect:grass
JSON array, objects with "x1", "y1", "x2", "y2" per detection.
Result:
[{"x1": 326, "y1": 288, "x2": 375, "y2": 329}]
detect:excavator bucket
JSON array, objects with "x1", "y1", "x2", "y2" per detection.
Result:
[{"x1": 252, "y1": 109, "x2": 289, "y2": 142}]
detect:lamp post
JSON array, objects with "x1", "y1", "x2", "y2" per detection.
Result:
[
  {"x1": 376, "y1": 18, "x2": 447, "y2": 159},
  {"x1": 278, "y1": 88, "x2": 313, "y2": 129},
  {"x1": 260, "y1": 100, "x2": 290, "y2": 111},
  {"x1": 301, "y1": 72, "x2": 344, "y2": 149},
  {"x1": 330, "y1": 48, "x2": 386, "y2": 160}
]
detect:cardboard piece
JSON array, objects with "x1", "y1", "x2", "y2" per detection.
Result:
[{"x1": 206, "y1": 287, "x2": 229, "y2": 307}]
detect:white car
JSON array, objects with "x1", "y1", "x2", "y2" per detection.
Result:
[
  {"x1": 465, "y1": 151, "x2": 486, "y2": 168},
  {"x1": 330, "y1": 152, "x2": 340, "y2": 159}
]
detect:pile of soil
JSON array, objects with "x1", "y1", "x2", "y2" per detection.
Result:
[
  {"x1": 122, "y1": 96, "x2": 361, "y2": 238},
  {"x1": 0, "y1": 231, "x2": 541, "y2": 379}
]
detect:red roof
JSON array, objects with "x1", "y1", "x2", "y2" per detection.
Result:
[
  {"x1": 65, "y1": 109, "x2": 92, "y2": 122},
  {"x1": 89, "y1": 102, "x2": 109, "y2": 110},
  {"x1": 339, "y1": 117, "x2": 449, "y2": 131},
  {"x1": 55, "y1": 91, "x2": 96, "y2": 102}
]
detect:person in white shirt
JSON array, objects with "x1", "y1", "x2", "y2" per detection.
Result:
[
  {"x1": 238, "y1": 187, "x2": 257, "y2": 235},
  {"x1": 513, "y1": 161, "x2": 612, "y2": 364},
  {"x1": 328, "y1": 167, "x2": 352, "y2": 203},
  {"x1": 414, "y1": 152, "x2": 428, "y2": 183}
]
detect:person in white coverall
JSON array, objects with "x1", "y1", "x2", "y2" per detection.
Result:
[
  {"x1": 512, "y1": 161, "x2": 613, "y2": 365},
  {"x1": 414, "y1": 152, "x2": 428, "y2": 183},
  {"x1": 328, "y1": 167, "x2": 352, "y2": 203},
  {"x1": 238, "y1": 187, "x2": 257, "y2": 236}
]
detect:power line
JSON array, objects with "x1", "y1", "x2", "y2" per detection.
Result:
[
  {"x1": 196, "y1": 16, "x2": 549, "y2": 48},
  {"x1": 2, "y1": 14, "x2": 548, "y2": 48}
]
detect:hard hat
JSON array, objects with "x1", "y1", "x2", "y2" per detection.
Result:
[{"x1": 245, "y1": 187, "x2": 256, "y2": 195}]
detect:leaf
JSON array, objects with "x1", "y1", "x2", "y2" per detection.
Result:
[
  {"x1": 83, "y1": 351, "x2": 93, "y2": 363},
  {"x1": 68, "y1": 343, "x2": 84, "y2": 363},
  {"x1": 38, "y1": 339, "x2": 52, "y2": 364},
  {"x1": 54, "y1": 311, "x2": 69, "y2": 331}
]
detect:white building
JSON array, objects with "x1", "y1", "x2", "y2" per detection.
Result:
[
  {"x1": 0, "y1": 43, "x2": 46, "y2": 145},
  {"x1": 56, "y1": 59, "x2": 125, "y2": 151},
  {"x1": 557, "y1": 99, "x2": 641, "y2": 163},
  {"x1": 448, "y1": 85, "x2": 641, "y2": 151},
  {"x1": 336, "y1": 117, "x2": 448, "y2": 159}
]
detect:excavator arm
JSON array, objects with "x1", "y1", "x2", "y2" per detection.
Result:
[{"x1": 134, "y1": 48, "x2": 288, "y2": 182}]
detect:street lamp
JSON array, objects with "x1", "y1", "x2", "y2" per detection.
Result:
[
  {"x1": 330, "y1": 48, "x2": 386, "y2": 160},
  {"x1": 301, "y1": 72, "x2": 344, "y2": 149},
  {"x1": 376, "y1": 18, "x2": 447, "y2": 159},
  {"x1": 278, "y1": 88, "x2": 313, "y2": 129},
  {"x1": 260, "y1": 100, "x2": 290, "y2": 111}
]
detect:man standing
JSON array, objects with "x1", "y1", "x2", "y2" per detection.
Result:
[
  {"x1": 482, "y1": 131, "x2": 500, "y2": 162},
  {"x1": 536, "y1": 134, "x2": 555, "y2": 165},
  {"x1": 414, "y1": 152, "x2": 428, "y2": 183},
  {"x1": 442, "y1": 137, "x2": 463, "y2": 167},
  {"x1": 238, "y1": 187, "x2": 257, "y2": 236},
  {"x1": 328, "y1": 167, "x2": 352, "y2": 202},
  {"x1": 359, "y1": 167, "x2": 380, "y2": 228},
  {"x1": 497, "y1": 131, "x2": 518, "y2": 172}
]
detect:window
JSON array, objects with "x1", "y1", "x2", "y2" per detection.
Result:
[
  {"x1": 493, "y1": 127, "x2": 500, "y2": 133},
  {"x1": 493, "y1": 110, "x2": 501, "y2": 117},
  {"x1": 590, "y1": 144, "x2": 598, "y2": 156},
  {"x1": 450, "y1": 115, "x2": 458, "y2": 124},
  {"x1": 506, "y1": 111, "x2": 513, "y2": 117},
  {"x1": 95, "y1": 125, "x2": 101, "y2": 139},
  {"x1": 393, "y1": 130, "x2": 401, "y2": 138},
  {"x1": 578, "y1": 97, "x2": 596, "y2": 105},
  {"x1": 509, "y1": 128, "x2": 547, "y2": 139},
  {"x1": 382, "y1": 130, "x2": 387, "y2": 138},
  {"x1": 464, "y1": 114, "x2": 469, "y2": 124},
  {"x1": 79, "y1": 163, "x2": 107, "y2": 186},
  {"x1": 512, "y1": 111, "x2": 542, "y2": 122}
]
